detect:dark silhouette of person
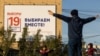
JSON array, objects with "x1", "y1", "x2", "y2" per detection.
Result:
[{"x1": 48, "y1": 9, "x2": 99, "y2": 56}]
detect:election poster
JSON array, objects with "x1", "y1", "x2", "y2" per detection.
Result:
[{"x1": 4, "y1": 5, "x2": 56, "y2": 41}]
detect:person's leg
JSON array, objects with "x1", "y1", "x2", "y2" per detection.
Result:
[
  {"x1": 68, "y1": 39, "x2": 76, "y2": 56},
  {"x1": 74, "y1": 45, "x2": 78, "y2": 56},
  {"x1": 77, "y1": 40, "x2": 82, "y2": 56}
]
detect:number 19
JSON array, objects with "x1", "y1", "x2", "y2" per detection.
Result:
[{"x1": 8, "y1": 17, "x2": 20, "y2": 26}]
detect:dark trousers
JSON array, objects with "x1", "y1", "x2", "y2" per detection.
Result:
[{"x1": 68, "y1": 39, "x2": 82, "y2": 56}]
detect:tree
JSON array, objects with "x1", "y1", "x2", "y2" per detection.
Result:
[
  {"x1": 82, "y1": 40, "x2": 87, "y2": 56},
  {"x1": 32, "y1": 29, "x2": 42, "y2": 56},
  {"x1": 43, "y1": 34, "x2": 63, "y2": 56},
  {"x1": 62, "y1": 44, "x2": 68, "y2": 56},
  {"x1": 19, "y1": 26, "x2": 28, "y2": 56},
  {"x1": 0, "y1": 26, "x2": 17, "y2": 56},
  {"x1": 0, "y1": 26, "x2": 4, "y2": 49},
  {"x1": 0, "y1": 26, "x2": 69, "y2": 56}
]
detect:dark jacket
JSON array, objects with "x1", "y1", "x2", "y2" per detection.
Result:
[{"x1": 53, "y1": 13, "x2": 96, "y2": 39}]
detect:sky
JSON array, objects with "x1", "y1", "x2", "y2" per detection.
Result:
[{"x1": 62, "y1": 0, "x2": 100, "y2": 45}]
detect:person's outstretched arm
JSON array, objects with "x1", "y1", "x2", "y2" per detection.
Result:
[
  {"x1": 82, "y1": 15, "x2": 99, "y2": 24},
  {"x1": 48, "y1": 10, "x2": 71, "y2": 23}
]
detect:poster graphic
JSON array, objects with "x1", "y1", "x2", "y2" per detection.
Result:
[{"x1": 4, "y1": 5, "x2": 56, "y2": 41}]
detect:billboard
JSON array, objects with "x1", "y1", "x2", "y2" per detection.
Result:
[{"x1": 4, "y1": 5, "x2": 56, "y2": 41}]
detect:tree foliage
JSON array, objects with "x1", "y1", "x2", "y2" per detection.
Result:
[{"x1": 0, "y1": 26, "x2": 87, "y2": 56}]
